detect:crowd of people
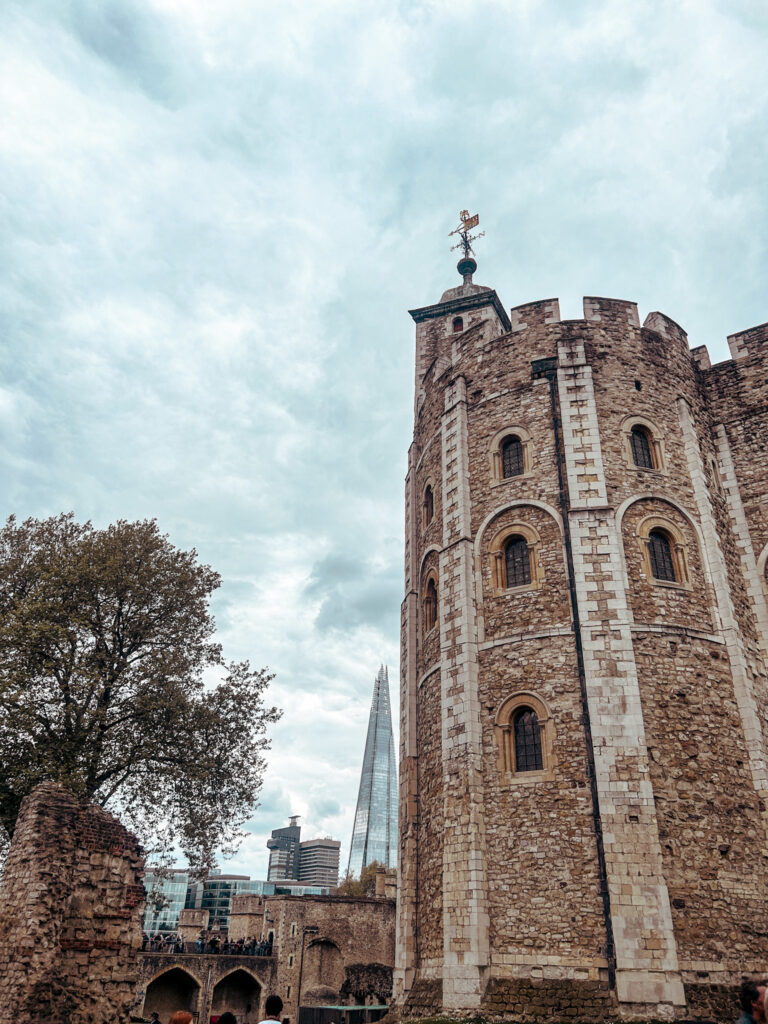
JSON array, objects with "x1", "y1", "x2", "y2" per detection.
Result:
[{"x1": 142, "y1": 931, "x2": 273, "y2": 957}]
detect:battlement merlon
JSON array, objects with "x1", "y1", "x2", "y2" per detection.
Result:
[
  {"x1": 728, "y1": 320, "x2": 768, "y2": 361},
  {"x1": 409, "y1": 289, "x2": 511, "y2": 331}
]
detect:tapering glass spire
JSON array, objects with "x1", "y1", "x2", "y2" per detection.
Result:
[{"x1": 347, "y1": 665, "x2": 398, "y2": 876}]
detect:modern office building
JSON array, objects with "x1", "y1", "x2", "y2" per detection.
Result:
[
  {"x1": 266, "y1": 815, "x2": 301, "y2": 881},
  {"x1": 266, "y1": 817, "x2": 341, "y2": 886},
  {"x1": 348, "y1": 665, "x2": 398, "y2": 876},
  {"x1": 298, "y1": 837, "x2": 341, "y2": 886},
  {"x1": 143, "y1": 869, "x2": 329, "y2": 933},
  {"x1": 142, "y1": 868, "x2": 190, "y2": 933}
]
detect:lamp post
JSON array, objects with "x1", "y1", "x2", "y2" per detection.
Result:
[{"x1": 296, "y1": 924, "x2": 319, "y2": 1024}]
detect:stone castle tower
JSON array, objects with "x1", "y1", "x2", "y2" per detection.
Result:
[{"x1": 395, "y1": 253, "x2": 768, "y2": 1021}]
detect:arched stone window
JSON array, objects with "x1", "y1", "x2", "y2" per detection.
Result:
[
  {"x1": 513, "y1": 708, "x2": 543, "y2": 772},
  {"x1": 452, "y1": 316, "x2": 463, "y2": 333},
  {"x1": 621, "y1": 415, "x2": 665, "y2": 472},
  {"x1": 494, "y1": 692, "x2": 554, "y2": 782},
  {"x1": 501, "y1": 436, "x2": 524, "y2": 478},
  {"x1": 422, "y1": 484, "x2": 434, "y2": 529},
  {"x1": 488, "y1": 521, "x2": 542, "y2": 593},
  {"x1": 637, "y1": 515, "x2": 690, "y2": 587},
  {"x1": 504, "y1": 535, "x2": 531, "y2": 588},
  {"x1": 630, "y1": 426, "x2": 654, "y2": 469},
  {"x1": 423, "y1": 576, "x2": 438, "y2": 634},
  {"x1": 489, "y1": 425, "x2": 532, "y2": 483},
  {"x1": 648, "y1": 529, "x2": 676, "y2": 582}
]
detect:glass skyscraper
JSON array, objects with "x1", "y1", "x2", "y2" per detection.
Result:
[{"x1": 347, "y1": 664, "x2": 398, "y2": 876}]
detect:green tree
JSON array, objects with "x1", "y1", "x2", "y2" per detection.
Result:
[
  {"x1": 336, "y1": 859, "x2": 386, "y2": 897},
  {"x1": 0, "y1": 513, "x2": 281, "y2": 872}
]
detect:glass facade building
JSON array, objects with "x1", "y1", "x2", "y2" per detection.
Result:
[
  {"x1": 143, "y1": 869, "x2": 191, "y2": 933},
  {"x1": 347, "y1": 665, "x2": 398, "y2": 876},
  {"x1": 144, "y1": 870, "x2": 329, "y2": 933}
]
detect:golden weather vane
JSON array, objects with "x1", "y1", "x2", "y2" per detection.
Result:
[{"x1": 449, "y1": 210, "x2": 485, "y2": 259}]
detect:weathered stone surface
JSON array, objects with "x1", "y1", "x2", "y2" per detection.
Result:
[
  {"x1": 395, "y1": 274, "x2": 768, "y2": 1021},
  {"x1": 0, "y1": 782, "x2": 145, "y2": 1024}
]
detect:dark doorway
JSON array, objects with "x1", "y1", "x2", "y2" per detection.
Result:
[
  {"x1": 211, "y1": 968, "x2": 261, "y2": 1023},
  {"x1": 143, "y1": 967, "x2": 200, "y2": 1021}
]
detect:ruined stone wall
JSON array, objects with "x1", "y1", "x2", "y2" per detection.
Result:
[
  {"x1": 396, "y1": 269, "x2": 768, "y2": 1021},
  {"x1": 0, "y1": 782, "x2": 145, "y2": 1024}
]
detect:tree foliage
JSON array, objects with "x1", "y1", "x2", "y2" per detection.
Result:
[
  {"x1": 335, "y1": 859, "x2": 386, "y2": 898},
  {"x1": 0, "y1": 513, "x2": 281, "y2": 872}
]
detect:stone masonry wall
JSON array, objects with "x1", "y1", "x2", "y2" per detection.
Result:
[
  {"x1": 0, "y1": 782, "x2": 145, "y2": 1024},
  {"x1": 261, "y1": 895, "x2": 395, "y2": 1023}
]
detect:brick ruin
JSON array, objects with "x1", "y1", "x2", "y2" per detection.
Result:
[
  {"x1": 0, "y1": 782, "x2": 145, "y2": 1024},
  {"x1": 396, "y1": 257, "x2": 768, "y2": 1020}
]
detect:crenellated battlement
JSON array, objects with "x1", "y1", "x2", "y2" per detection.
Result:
[{"x1": 728, "y1": 320, "x2": 768, "y2": 360}]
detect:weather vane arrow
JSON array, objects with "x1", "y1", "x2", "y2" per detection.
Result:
[{"x1": 449, "y1": 209, "x2": 485, "y2": 259}]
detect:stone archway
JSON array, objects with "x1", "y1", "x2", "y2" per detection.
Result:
[
  {"x1": 211, "y1": 967, "x2": 261, "y2": 1023},
  {"x1": 143, "y1": 966, "x2": 200, "y2": 1020}
]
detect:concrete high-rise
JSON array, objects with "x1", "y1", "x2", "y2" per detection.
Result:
[
  {"x1": 266, "y1": 816, "x2": 301, "y2": 881},
  {"x1": 298, "y1": 838, "x2": 341, "y2": 887},
  {"x1": 348, "y1": 665, "x2": 398, "y2": 877}
]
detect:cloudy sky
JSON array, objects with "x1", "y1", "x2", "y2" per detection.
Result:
[{"x1": 2, "y1": 0, "x2": 767, "y2": 877}]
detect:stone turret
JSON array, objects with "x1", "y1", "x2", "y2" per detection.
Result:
[{"x1": 395, "y1": 263, "x2": 768, "y2": 1022}]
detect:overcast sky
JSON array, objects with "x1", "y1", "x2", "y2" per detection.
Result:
[{"x1": 2, "y1": 0, "x2": 767, "y2": 878}]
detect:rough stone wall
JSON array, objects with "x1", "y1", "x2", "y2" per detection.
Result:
[
  {"x1": 0, "y1": 782, "x2": 145, "y2": 1024},
  {"x1": 261, "y1": 895, "x2": 395, "y2": 1022},
  {"x1": 397, "y1": 268, "x2": 768, "y2": 1020}
]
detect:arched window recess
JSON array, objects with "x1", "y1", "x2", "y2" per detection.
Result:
[
  {"x1": 488, "y1": 521, "x2": 542, "y2": 593},
  {"x1": 489, "y1": 425, "x2": 533, "y2": 483},
  {"x1": 637, "y1": 514, "x2": 690, "y2": 588},
  {"x1": 494, "y1": 691, "x2": 554, "y2": 782},
  {"x1": 621, "y1": 415, "x2": 665, "y2": 472}
]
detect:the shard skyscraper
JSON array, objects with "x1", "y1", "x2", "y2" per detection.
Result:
[{"x1": 347, "y1": 665, "x2": 398, "y2": 877}]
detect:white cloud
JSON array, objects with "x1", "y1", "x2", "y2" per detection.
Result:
[{"x1": 1, "y1": 0, "x2": 767, "y2": 877}]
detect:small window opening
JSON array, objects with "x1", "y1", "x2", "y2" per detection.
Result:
[
  {"x1": 452, "y1": 316, "x2": 463, "y2": 333},
  {"x1": 424, "y1": 578, "x2": 438, "y2": 632},
  {"x1": 630, "y1": 426, "x2": 654, "y2": 469},
  {"x1": 649, "y1": 530, "x2": 676, "y2": 582},
  {"x1": 514, "y1": 708, "x2": 543, "y2": 772},
  {"x1": 501, "y1": 436, "x2": 524, "y2": 478},
  {"x1": 423, "y1": 485, "x2": 434, "y2": 527},
  {"x1": 634, "y1": 380, "x2": 642, "y2": 391},
  {"x1": 504, "y1": 535, "x2": 531, "y2": 588}
]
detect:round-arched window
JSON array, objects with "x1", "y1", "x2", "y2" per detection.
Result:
[
  {"x1": 630, "y1": 426, "x2": 654, "y2": 469},
  {"x1": 514, "y1": 708, "x2": 543, "y2": 772},
  {"x1": 648, "y1": 529, "x2": 676, "y2": 582},
  {"x1": 504, "y1": 535, "x2": 531, "y2": 588},
  {"x1": 501, "y1": 436, "x2": 524, "y2": 478}
]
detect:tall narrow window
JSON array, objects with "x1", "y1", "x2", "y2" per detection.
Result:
[
  {"x1": 424, "y1": 578, "x2": 438, "y2": 632},
  {"x1": 648, "y1": 530, "x2": 676, "y2": 582},
  {"x1": 501, "y1": 436, "x2": 524, "y2": 478},
  {"x1": 452, "y1": 316, "x2": 463, "y2": 333},
  {"x1": 504, "y1": 535, "x2": 531, "y2": 588},
  {"x1": 423, "y1": 485, "x2": 434, "y2": 527},
  {"x1": 630, "y1": 426, "x2": 654, "y2": 469},
  {"x1": 514, "y1": 708, "x2": 543, "y2": 772}
]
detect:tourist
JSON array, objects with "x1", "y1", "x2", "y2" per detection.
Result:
[
  {"x1": 196, "y1": 933, "x2": 203, "y2": 953},
  {"x1": 169, "y1": 1013, "x2": 193, "y2": 1024},
  {"x1": 258, "y1": 994, "x2": 284, "y2": 1024},
  {"x1": 737, "y1": 980, "x2": 766, "y2": 1024},
  {"x1": 148, "y1": 1014, "x2": 160, "y2": 1024},
  {"x1": 218, "y1": 1014, "x2": 237, "y2": 1024}
]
